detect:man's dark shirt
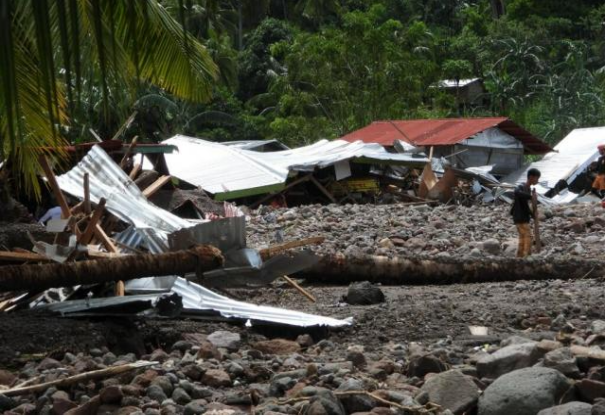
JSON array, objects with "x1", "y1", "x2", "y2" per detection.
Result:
[
  {"x1": 596, "y1": 155, "x2": 605, "y2": 174},
  {"x1": 512, "y1": 183, "x2": 533, "y2": 224}
]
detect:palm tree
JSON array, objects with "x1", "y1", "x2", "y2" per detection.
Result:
[{"x1": 0, "y1": 0, "x2": 219, "y2": 197}]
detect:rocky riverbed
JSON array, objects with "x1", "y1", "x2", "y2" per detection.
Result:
[
  {"x1": 1, "y1": 201, "x2": 605, "y2": 414},
  {"x1": 246, "y1": 201, "x2": 605, "y2": 260}
]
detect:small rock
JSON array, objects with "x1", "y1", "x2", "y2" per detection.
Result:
[
  {"x1": 591, "y1": 321, "x2": 605, "y2": 335},
  {"x1": 296, "y1": 334, "x2": 314, "y2": 348},
  {"x1": 150, "y1": 376, "x2": 174, "y2": 397},
  {"x1": 345, "y1": 281, "x2": 385, "y2": 305},
  {"x1": 149, "y1": 349, "x2": 169, "y2": 363},
  {"x1": 145, "y1": 385, "x2": 168, "y2": 403},
  {"x1": 420, "y1": 370, "x2": 479, "y2": 414},
  {"x1": 171, "y1": 341, "x2": 193, "y2": 353},
  {"x1": 37, "y1": 357, "x2": 62, "y2": 370},
  {"x1": 100, "y1": 385, "x2": 124, "y2": 404},
  {"x1": 543, "y1": 348, "x2": 581, "y2": 378},
  {"x1": 183, "y1": 399, "x2": 207, "y2": 415},
  {"x1": 0, "y1": 370, "x2": 16, "y2": 387},
  {"x1": 207, "y1": 331, "x2": 241, "y2": 352},
  {"x1": 346, "y1": 350, "x2": 366, "y2": 369},
  {"x1": 197, "y1": 341, "x2": 221, "y2": 360},
  {"x1": 253, "y1": 339, "x2": 301, "y2": 355},
  {"x1": 336, "y1": 379, "x2": 376, "y2": 413},
  {"x1": 476, "y1": 342, "x2": 542, "y2": 379},
  {"x1": 481, "y1": 239, "x2": 501, "y2": 255},
  {"x1": 0, "y1": 393, "x2": 16, "y2": 411},
  {"x1": 537, "y1": 401, "x2": 592, "y2": 415},
  {"x1": 407, "y1": 355, "x2": 448, "y2": 378},
  {"x1": 478, "y1": 367, "x2": 572, "y2": 415},
  {"x1": 592, "y1": 398, "x2": 605, "y2": 414},
  {"x1": 577, "y1": 379, "x2": 605, "y2": 402},
  {"x1": 305, "y1": 390, "x2": 345, "y2": 415},
  {"x1": 171, "y1": 387, "x2": 191, "y2": 406},
  {"x1": 201, "y1": 369, "x2": 232, "y2": 388}
]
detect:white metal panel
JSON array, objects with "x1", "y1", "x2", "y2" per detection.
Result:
[
  {"x1": 56, "y1": 145, "x2": 192, "y2": 232},
  {"x1": 503, "y1": 127, "x2": 605, "y2": 190},
  {"x1": 152, "y1": 135, "x2": 427, "y2": 196}
]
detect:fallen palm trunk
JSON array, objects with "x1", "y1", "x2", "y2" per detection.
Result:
[
  {"x1": 299, "y1": 254, "x2": 605, "y2": 285},
  {"x1": 0, "y1": 245, "x2": 223, "y2": 293}
]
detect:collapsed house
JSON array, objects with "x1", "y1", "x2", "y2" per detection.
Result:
[
  {"x1": 340, "y1": 117, "x2": 552, "y2": 176},
  {"x1": 0, "y1": 145, "x2": 352, "y2": 328},
  {"x1": 143, "y1": 135, "x2": 428, "y2": 205}
]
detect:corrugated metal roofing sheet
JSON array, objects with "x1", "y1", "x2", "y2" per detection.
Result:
[
  {"x1": 56, "y1": 145, "x2": 192, "y2": 233},
  {"x1": 151, "y1": 135, "x2": 427, "y2": 199},
  {"x1": 340, "y1": 118, "x2": 552, "y2": 154},
  {"x1": 503, "y1": 126, "x2": 605, "y2": 190}
]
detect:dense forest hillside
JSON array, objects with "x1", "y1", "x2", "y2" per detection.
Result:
[{"x1": 138, "y1": 0, "x2": 605, "y2": 147}]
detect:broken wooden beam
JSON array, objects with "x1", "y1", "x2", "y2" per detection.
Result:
[
  {"x1": 0, "y1": 251, "x2": 50, "y2": 263},
  {"x1": 0, "y1": 245, "x2": 224, "y2": 293},
  {"x1": 39, "y1": 156, "x2": 71, "y2": 219},
  {"x1": 259, "y1": 237, "x2": 325, "y2": 261},
  {"x1": 78, "y1": 198, "x2": 107, "y2": 245},
  {"x1": 299, "y1": 254, "x2": 605, "y2": 285},
  {"x1": 120, "y1": 136, "x2": 139, "y2": 169},
  {"x1": 282, "y1": 275, "x2": 316, "y2": 303},
  {"x1": 142, "y1": 175, "x2": 171, "y2": 198},
  {"x1": 83, "y1": 173, "x2": 91, "y2": 214}
]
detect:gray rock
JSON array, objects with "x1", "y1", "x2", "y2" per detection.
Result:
[
  {"x1": 420, "y1": 370, "x2": 479, "y2": 414},
  {"x1": 190, "y1": 385, "x2": 213, "y2": 400},
  {"x1": 478, "y1": 367, "x2": 572, "y2": 415},
  {"x1": 171, "y1": 387, "x2": 191, "y2": 406},
  {"x1": 500, "y1": 336, "x2": 534, "y2": 347},
  {"x1": 477, "y1": 342, "x2": 542, "y2": 379},
  {"x1": 183, "y1": 399, "x2": 207, "y2": 415},
  {"x1": 145, "y1": 385, "x2": 168, "y2": 403},
  {"x1": 345, "y1": 281, "x2": 385, "y2": 305},
  {"x1": 305, "y1": 389, "x2": 345, "y2": 415},
  {"x1": 270, "y1": 377, "x2": 295, "y2": 397},
  {"x1": 336, "y1": 379, "x2": 376, "y2": 413},
  {"x1": 537, "y1": 401, "x2": 592, "y2": 415},
  {"x1": 407, "y1": 354, "x2": 448, "y2": 378},
  {"x1": 0, "y1": 394, "x2": 16, "y2": 411},
  {"x1": 226, "y1": 362, "x2": 245, "y2": 377},
  {"x1": 150, "y1": 376, "x2": 174, "y2": 396},
  {"x1": 482, "y1": 239, "x2": 501, "y2": 255},
  {"x1": 543, "y1": 348, "x2": 581, "y2": 378},
  {"x1": 207, "y1": 331, "x2": 241, "y2": 351},
  {"x1": 591, "y1": 320, "x2": 605, "y2": 334},
  {"x1": 171, "y1": 341, "x2": 192, "y2": 353},
  {"x1": 592, "y1": 398, "x2": 605, "y2": 415}
]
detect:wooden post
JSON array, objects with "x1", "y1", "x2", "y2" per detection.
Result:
[
  {"x1": 119, "y1": 136, "x2": 139, "y2": 169},
  {"x1": 78, "y1": 198, "x2": 107, "y2": 245},
  {"x1": 83, "y1": 173, "x2": 91, "y2": 214},
  {"x1": 142, "y1": 175, "x2": 171, "y2": 198},
  {"x1": 39, "y1": 156, "x2": 71, "y2": 219},
  {"x1": 531, "y1": 190, "x2": 541, "y2": 252}
]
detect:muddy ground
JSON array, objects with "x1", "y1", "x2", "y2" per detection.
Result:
[{"x1": 2, "y1": 276, "x2": 604, "y2": 368}]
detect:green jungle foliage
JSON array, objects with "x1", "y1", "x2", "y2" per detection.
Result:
[{"x1": 2, "y1": 0, "x2": 605, "y2": 194}]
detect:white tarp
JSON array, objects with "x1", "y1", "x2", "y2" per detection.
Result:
[
  {"x1": 503, "y1": 126, "x2": 605, "y2": 190},
  {"x1": 147, "y1": 135, "x2": 427, "y2": 198}
]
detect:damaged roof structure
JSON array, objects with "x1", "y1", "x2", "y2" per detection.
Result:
[
  {"x1": 145, "y1": 135, "x2": 428, "y2": 201},
  {"x1": 9, "y1": 144, "x2": 355, "y2": 329},
  {"x1": 503, "y1": 126, "x2": 605, "y2": 203},
  {"x1": 341, "y1": 118, "x2": 552, "y2": 176}
]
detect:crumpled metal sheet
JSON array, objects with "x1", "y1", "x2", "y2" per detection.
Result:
[
  {"x1": 168, "y1": 217, "x2": 246, "y2": 253},
  {"x1": 38, "y1": 293, "x2": 183, "y2": 318},
  {"x1": 146, "y1": 135, "x2": 428, "y2": 199},
  {"x1": 172, "y1": 277, "x2": 352, "y2": 327},
  {"x1": 56, "y1": 145, "x2": 192, "y2": 233}
]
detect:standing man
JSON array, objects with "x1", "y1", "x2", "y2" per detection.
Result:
[
  {"x1": 591, "y1": 145, "x2": 605, "y2": 198},
  {"x1": 512, "y1": 168, "x2": 541, "y2": 258}
]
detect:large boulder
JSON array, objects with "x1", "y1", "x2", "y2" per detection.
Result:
[
  {"x1": 476, "y1": 342, "x2": 543, "y2": 379},
  {"x1": 345, "y1": 282, "x2": 385, "y2": 305},
  {"x1": 537, "y1": 401, "x2": 592, "y2": 415},
  {"x1": 420, "y1": 370, "x2": 479, "y2": 414},
  {"x1": 478, "y1": 367, "x2": 572, "y2": 415}
]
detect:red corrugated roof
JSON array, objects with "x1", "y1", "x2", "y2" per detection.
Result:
[{"x1": 340, "y1": 117, "x2": 552, "y2": 154}]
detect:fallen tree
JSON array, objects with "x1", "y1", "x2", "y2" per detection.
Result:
[
  {"x1": 299, "y1": 254, "x2": 605, "y2": 285},
  {"x1": 0, "y1": 245, "x2": 223, "y2": 293}
]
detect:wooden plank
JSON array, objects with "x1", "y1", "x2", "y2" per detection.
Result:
[
  {"x1": 259, "y1": 237, "x2": 325, "y2": 261},
  {"x1": 0, "y1": 251, "x2": 50, "y2": 263},
  {"x1": 94, "y1": 224, "x2": 119, "y2": 254},
  {"x1": 78, "y1": 198, "x2": 107, "y2": 245},
  {"x1": 119, "y1": 136, "x2": 139, "y2": 169},
  {"x1": 39, "y1": 156, "x2": 70, "y2": 219},
  {"x1": 129, "y1": 163, "x2": 142, "y2": 180},
  {"x1": 89, "y1": 128, "x2": 103, "y2": 143},
  {"x1": 110, "y1": 111, "x2": 137, "y2": 142},
  {"x1": 309, "y1": 175, "x2": 337, "y2": 203},
  {"x1": 142, "y1": 175, "x2": 171, "y2": 199},
  {"x1": 282, "y1": 275, "x2": 316, "y2": 303},
  {"x1": 83, "y1": 173, "x2": 91, "y2": 214}
]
